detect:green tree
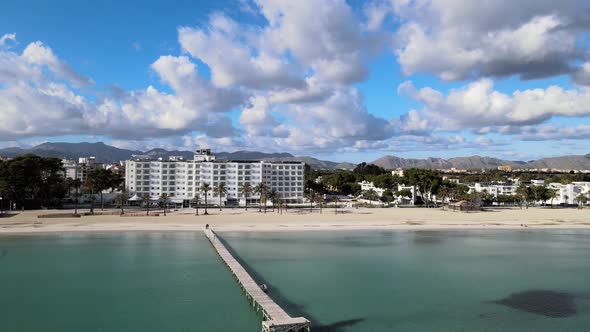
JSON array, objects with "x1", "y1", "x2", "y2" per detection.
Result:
[
  {"x1": 192, "y1": 193, "x2": 200, "y2": 216},
  {"x1": 214, "y1": 183, "x2": 227, "y2": 211},
  {"x1": 516, "y1": 184, "x2": 531, "y2": 209},
  {"x1": 380, "y1": 189, "x2": 395, "y2": 206},
  {"x1": 306, "y1": 190, "x2": 316, "y2": 212},
  {"x1": 142, "y1": 194, "x2": 151, "y2": 216},
  {"x1": 268, "y1": 189, "x2": 279, "y2": 212},
  {"x1": 86, "y1": 169, "x2": 123, "y2": 211},
  {"x1": 158, "y1": 193, "x2": 170, "y2": 216},
  {"x1": 254, "y1": 182, "x2": 268, "y2": 213},
  {"x1": 315, "y1": 195, "x2": 325, "y2": 214},
  {"x1": 353, "y1": 162, "x2": 385, "y2": 175},
  {"x1": 363, "y1": 189, "x2": 379, "y2": 206},
  {"x1": 548, "y1": 189, "x2": 559, "y2": 208},
  {"x1": 200, "y1": 183, "x2": 211, "y2": 215},
  {"x1": 115, "y1": 187, "x2": 128, "y2": 215},
  {"x1": 403, "y1": 169, "x2": 442, "y2": 207},
  {"x1": 576, "y1": 193, "x2": 587, "y2": 209},
  {"x1": 0, "y1": 154, "x2": 66, "y2": 209},
  {"x1": 71, "y1": 178, "x2": 82, "y2": 215},
  {"x1": 240, "y1": 182, "x2": 252, "y2": 211},
  {"x1": 397, "y1": 189, "x2": 413, "y2": 203}
]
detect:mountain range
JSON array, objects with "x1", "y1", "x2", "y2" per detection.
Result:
[{"x1": 0, "y1": 142, "x2": 589, "y2": 171}]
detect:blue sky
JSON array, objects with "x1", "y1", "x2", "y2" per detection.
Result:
[{"x1": 1, "y1": 0, "x2": 589, "y2": 163}]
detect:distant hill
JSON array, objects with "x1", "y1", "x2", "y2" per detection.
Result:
[
  {"x1": 0, "y1": 142, "x2": 354, "y2": 169},
  {"x1": 523, "y1": 155, "x2": 590, "y2": 170},
  {"x1": 0, "y1": 142, "x2": 142, "y2": 162},
  {"x1": 1, "y1": 142, "x2": 588, "y2": 170},
  {"x1": 370, "y1": 154, "x2": 590, "y2": 170}
]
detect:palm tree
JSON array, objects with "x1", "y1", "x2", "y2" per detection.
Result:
[
  {"x1": 268, "y1": 189, "x2": 278, "y2": 212},
  {"x1": 200, "y1": 183, "x2": 211, "y2": 215},
  {"x1": 116, "y1": 188, "x2": 128, "y2": 215},
  {"x1": 192, "y1": 193, "x2": 200, "y2": 216},
  {"x1": 576, "y1": 193, "x2": 587, "y2": 209},
  {"x1": 158, "y1": 193, "x2": 169, "y2": 216},
  {"x1": 254, "y1": 183, "x2": 268, "y2": 212},
  {"x1": 84, "y1": 178, "x2": 97, "y2": 214},
  {"x1": 438, "y1": 187, "x2": 450, "y2": 210},
  {"x1": 363, "y1": 189, "x2": 378, "y2": 206},
  {"x1": 142, "y1": 194, "x2": 151, "y2": 216},
  {"x1": 214, "y1": 183, "x2": 227, "y2": 211},
  {"x1": 240, "y1": 183, "x2": 252, "y2": 211},
  {"x1": 72, "y1": 178, "x2": 82, "y2": 215},
  {"x1": 306, "y1": 190, "x2": 316, "y2": 212},
  {"x1": 548, "y1": 189, "x2": 558, "y2": 208},
  {"x1": 315, "y1": 195, "x2": 325, "y2": 214}
]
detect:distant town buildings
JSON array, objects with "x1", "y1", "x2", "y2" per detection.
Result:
[
  {"x1": 62, "y1": 157, "x2": 102, "y2": 182},
  {"x1": 497, "y1": 165, "x2": 512, "y2": 172},
  {"x1": 358, "y1": 180, "x2": 416, "y2": 205},
  {"x1": 0, "y1": 156, "x2": 10, "y2": 161},
  {"x1": 391, "y1": 168, "x2": 404, "y2": 177},
  {"x1": 125, "y1": 149, "x2": 305, "y2": 207},
  {"x1": 467, "y1": 182, "x2": 519, "y2": 198}
]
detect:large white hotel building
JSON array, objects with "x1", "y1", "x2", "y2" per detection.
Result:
[{"x1": 125, "y1": 149, "x2": 305, "y2": 207}]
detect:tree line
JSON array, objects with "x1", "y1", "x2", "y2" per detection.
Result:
[
  {"x1": 306, "y1": 164, "x2": 589, "y2": 208},
  {"x1": 0, "y1": 154, "x2": 122, "y2": 212}
]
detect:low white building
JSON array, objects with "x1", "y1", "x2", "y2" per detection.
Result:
[
  {"x1": 125, "y1": 149, "x2": 305, "y2": 207},
  {"x1": 468, "y1": 183, "x2": 519, "y2": 198},
  {"x1": 359, "y1": 180, "x2": 386, "y2": 197},
  {"x1": 546, "y1": 182, "x2": 590, "y2": 205},
  {"x1": 358, "y1": 180, "x2": 415, "y2": 205}
]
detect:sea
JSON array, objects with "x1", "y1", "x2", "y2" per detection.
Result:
[{"x1": 2, "y1": 230, "x2": 590, "y2": 331}]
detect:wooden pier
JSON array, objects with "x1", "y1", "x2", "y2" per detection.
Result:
[{"x1": 204, "y1": 229, "x2": 311, "y2": 332}]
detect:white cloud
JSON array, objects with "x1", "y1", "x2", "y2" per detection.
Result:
[
  {"x1": 389, "y1": 0, "x2": 588, "y2": 80},
  {"x1": 400, "y1": 79, "x2": 590, "y2": 132},
  {"x1": 0, "y1": 33, "x2": 16, "y2": 47},
  {"x1": 518, "y1": 125, "x2": 590, "y2": 141},
  {"x1": 22, "y1": 41, "x2": 94, "y2": 87}
]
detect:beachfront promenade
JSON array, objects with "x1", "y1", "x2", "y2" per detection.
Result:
[{"x1": 204, "y1": 229, "x2": 311, "y2": 332}]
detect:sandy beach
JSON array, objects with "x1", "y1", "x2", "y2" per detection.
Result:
[{"x1": 1, "y1": 206, "x2": 589, "y2": 234}]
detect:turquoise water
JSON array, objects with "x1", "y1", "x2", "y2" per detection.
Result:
[
  {"x1": 221, "y1": 230, "x2": 590, "y2": 331},
  {"x1": 2, "y1": 231, "x2": 590, "y2": 332},
  {"x1": 0, "y1": 232, "x2": 259, "y2": 332}
]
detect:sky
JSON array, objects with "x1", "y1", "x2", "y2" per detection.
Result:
[{"x1": 1, "y1": 0, "x2": 590, "y2": 163}]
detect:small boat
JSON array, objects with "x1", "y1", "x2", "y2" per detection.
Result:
[{"x1": 259, "y1": 283, "x2": 268, "y2": 292}]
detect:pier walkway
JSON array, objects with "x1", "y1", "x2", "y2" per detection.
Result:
[{"x1": 204, "y1": 229, "x2": 311, "y2": 332}]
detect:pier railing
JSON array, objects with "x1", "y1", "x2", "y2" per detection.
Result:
[{"x1": 204, "y1": 228, "x2": 311, "y2": 332}]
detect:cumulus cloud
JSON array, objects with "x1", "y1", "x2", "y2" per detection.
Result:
[
  {"x1": 518, "y1": 125, "x2": 590, "y2": 141},
  {"x1": 175, "y1": 0, "x2": 394, "y2": 151},
  {"x1": 0, "y1": 37, "x2": 244, "y2": 141},
  {"x1": 399, "y1": 79, "x2": 590, "y2": 132},
  {"x1": 0, "y1": 33, "x2": 16, "y2": 47},
  {"x1": 388, "y1": 0, "x2": 589, "y2": 81}
]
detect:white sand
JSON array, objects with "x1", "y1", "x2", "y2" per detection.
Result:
[{"x1": 1, "y1": 206, "x2": 589, "y2": 234}]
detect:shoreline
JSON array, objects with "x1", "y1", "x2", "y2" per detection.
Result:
[{"x1": 1, "y1": 207, "x2": 590, "y2": 234}]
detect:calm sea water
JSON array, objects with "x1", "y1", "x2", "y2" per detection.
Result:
[
  {"x1": 221, "y1": 230, "x2": 590, "y2": 331},
  {"x1": 2, "y1": 231, "x2": 590, "y2": 332},
  {"x1": 0, "y1": 232, "x2": 259, "y2": 332}
]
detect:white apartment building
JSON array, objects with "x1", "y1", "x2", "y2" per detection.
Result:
[
  {"x1": 358, "y1": 180, "x2": 416, "y2": 205},
  {"x1": 468, "y1": 183, "x2": 519, "y2": 198},
  {"x1": 546, "y1": 182, "x2": 590, "y2": 205},
  {"x1": 63, "y1": 157, "x2": 102, "y2": 182},
  {"x1": 125, "y1": 149, "x2": 305, "y2": 207}
]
